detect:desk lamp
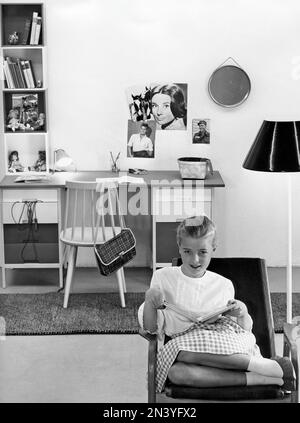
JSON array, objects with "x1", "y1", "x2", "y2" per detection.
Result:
[
  {"x1": 53, "y1": 149, "x2": 76, "y2": 172},
  {"x1": 243, "y1": 120, "x2": 300, "y2": 323}
]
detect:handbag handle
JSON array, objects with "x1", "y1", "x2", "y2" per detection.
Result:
[
  {"x1": 107, "y1": 188, "x2": 117, "y2": 237},
  {"x1": 115, "y1": 187, "x2": 126, "y2": 229},
  {"x1": 94, "y1": 183, "x2": 127, "y2": 246}
]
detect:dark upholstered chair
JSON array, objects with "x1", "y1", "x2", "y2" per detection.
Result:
[{"x1": 140, "y1": 258, "x2": 299, "y2": 403}]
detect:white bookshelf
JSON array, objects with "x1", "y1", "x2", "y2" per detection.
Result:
[{"x1": 0, "y1": 2, "x2": 49, "y2": 175}]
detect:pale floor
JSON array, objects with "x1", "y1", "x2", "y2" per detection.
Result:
[{"x1": 0, "y1": 266, "x2": 299, "y2": 403}]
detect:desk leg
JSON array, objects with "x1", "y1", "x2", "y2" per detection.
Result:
[
  {"x1": 57, "y1": 188, "x2": 64, "y2": 289},
  {"x1": 152, "y1": 214, "x2": 156, "y2": 272},
  {"x1": 0, "y1": 189, "x2": 6, "y2": 289},
  {"x1": 1, "y1": 268, "x2": 5, "y2": 289},
  {"x1": 210, "y1": 188, "x2": 214, "y2": 221}
]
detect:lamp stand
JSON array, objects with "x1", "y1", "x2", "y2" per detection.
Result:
[
  {"x1": 287, "y1": 174, "x2": 292, "y2": 323},
  {"x1": 51, "y1": 150, "x2": 57, "y2": 174}
]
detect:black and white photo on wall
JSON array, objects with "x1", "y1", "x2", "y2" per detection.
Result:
[
  {"x1": 126, "y1": 84, "x2": 153, "y2": 123},
  {"x1": 127, "y1": 120, "x2": 156, "y2": 158},
  {"x1": 149, "y1": 83, "x2": 187, "y2": 130},
  {"x1": 192, "y1": 119, "x2": 210, "y2": 144},
  {"x1": 126, "y1": 83, "x2": 188, "y2": 131}
]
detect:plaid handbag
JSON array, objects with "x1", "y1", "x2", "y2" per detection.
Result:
[{"x1": 94, "y1": 228, "x2": 136, "y2": 276}]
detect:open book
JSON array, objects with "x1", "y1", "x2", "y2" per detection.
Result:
[
  {"x1": 14, "y1": 175, "x2": 51, "y2": 183},
  {"x1": 163, "y1": 301, "x2": 235, "y2": 323}
]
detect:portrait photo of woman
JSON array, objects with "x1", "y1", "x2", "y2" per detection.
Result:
[{"x1": 150, "y1": 83, "x2": 187, "y2": 130}]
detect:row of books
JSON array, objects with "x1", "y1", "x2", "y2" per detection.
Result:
[
  {"x1": 21, "y1": 11, "x2": 42, "y2": 45},
  {"x1": 3, "y1": 57, "x2": 36, "y2": 89}
]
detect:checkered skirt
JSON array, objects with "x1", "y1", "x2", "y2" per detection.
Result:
[{"x1": 156, "y1": 316, "x2": 261, "y2": 393}]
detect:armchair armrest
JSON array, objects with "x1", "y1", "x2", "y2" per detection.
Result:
[
  {"x1": 139, "y1": 328, "x2": 157, "y2": 342},
  {"x1": 139, "y1": 328, "x2": 158, "y2": 403},
  {"x1": 283, "y1": 323, "x2": 300, "y2": 392}
]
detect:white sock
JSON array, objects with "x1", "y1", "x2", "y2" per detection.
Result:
[
  {"x1": 246, "y1": 371, "x2": 283, "y2": 386},
  {"x1": 247, "y1": 357, "x2": 283, "y2": 378}
]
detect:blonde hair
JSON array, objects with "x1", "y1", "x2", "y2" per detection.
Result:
[{"x1": 176, "y1": 215, "x2": 217, "y2": 249}]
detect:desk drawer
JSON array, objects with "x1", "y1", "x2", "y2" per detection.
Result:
[
  {"x1": 2, "y1": 189, "x2": 58, "y2": 224},
  {"x1": 153, "y1": 187, "x2": 211, "y2": 204},
  {"x1": 152, "y1": 187, "x2": 212, "y2": 221},
  {"x1": 2, "y1": 201, "x2": 58, "y2": 224},
  {"x1": 2, "y1": 189, "x2": 58, "y2": 202},
  {"x1": 154, "y1": 202, "x2": 211, "y2": 222}
]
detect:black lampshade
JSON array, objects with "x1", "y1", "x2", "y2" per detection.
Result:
[{"x1": 243, "y1": 120, "x2": 300, "y2": 172}]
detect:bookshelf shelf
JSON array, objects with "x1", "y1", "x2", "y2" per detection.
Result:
[
  {"x1": 3, "y1": 88, "x2": 45, "y2": 92},
  {"x1": 4, "y1": 131, "x2": 47, "y2": 136},
  {"x1": 2, "y1": 44, "x2": 44, "y2": 48},
  {"x1": 0, "y1": 2, "x2": 49, "y2": 174}
]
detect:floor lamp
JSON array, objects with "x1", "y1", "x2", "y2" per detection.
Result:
[{"x1": 243, "y1": 120, "x2": 300, "y2": 323}]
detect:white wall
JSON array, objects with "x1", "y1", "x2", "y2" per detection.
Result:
[{"x1": 2, "y1": 0, "x2": 300, "y2": 266}]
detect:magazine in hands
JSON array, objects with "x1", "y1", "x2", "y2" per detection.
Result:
[{"x1": 163, "y1": 301, "x2": 235, "y2": 323}]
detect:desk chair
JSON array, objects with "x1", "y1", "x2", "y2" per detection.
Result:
[
  {"x1": 140, "y1": 257, "x2": 299, "y2": 403},
  {"x1": 61, "y1": 181, "x2": 127, "y2": 308}
]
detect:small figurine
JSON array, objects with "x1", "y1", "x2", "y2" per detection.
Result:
[
  {"x1": 8, "y1": 31, "x2": 19, "y2": 45},
  {"x1": 7, "y1": 109, "x2": 20, "y2": 132},
  {"x1": 36, "y1": 80, "x2": 43, "y2": 88},
  {"x1": 8, "y1": 151, "x2": 25, "y2": 173},
  {"x1": 29, "y1": 150, "x2": 47, "y2": 172},
  {"x1": 30, "y1": 112, "x2": 45, "y2": 130},
  {"x1": 36, "y1": 113, "x2": 45, "y2": 129}
]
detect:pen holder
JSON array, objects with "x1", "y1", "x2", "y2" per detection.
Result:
[
  {"x1": 110, "y1": 152, "x2": 120, "y2": 173},
  {"x1": 111, "y1": 163, "x2": 120, "y2": 173}
]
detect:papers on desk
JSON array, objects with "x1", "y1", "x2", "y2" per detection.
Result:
[
  {"x1": 96, "y1": 175, "x2": 146, "y2": 186},
  {"x1": 14, "y1": 175, "x2": 51, "y2": 183}
]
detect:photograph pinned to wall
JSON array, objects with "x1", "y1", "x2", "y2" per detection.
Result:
[
  {"x1": 125, "y1": 84, "x2": 153, "y2": 122},
  {"x1": 149, "y1": 82, "x2": 187, "y2": 130},
  {"x1": 127, "y1": 120, "x2": 156, "y2": 158},
  {"x1": 192, "y1": 119, "x2": 210, "y2": 144}
]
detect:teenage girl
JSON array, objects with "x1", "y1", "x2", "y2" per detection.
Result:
[{"x1": 138, "y1": 216, "x2": 294, "y2": 393}]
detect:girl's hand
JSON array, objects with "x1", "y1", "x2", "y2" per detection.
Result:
[
  {"x1": 204, "y1": 314, "x2": 222, "y2": 324},
  {"x1": 225, "y1": 299, "x2": 248, "y2": 318},
  {"x1": 145, "y1": 287, "x2": 165, "y2": 309}
]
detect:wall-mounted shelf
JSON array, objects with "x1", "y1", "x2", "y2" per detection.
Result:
[{"x1": 0, "y1": 2, "x2": 49, "y2": 175}]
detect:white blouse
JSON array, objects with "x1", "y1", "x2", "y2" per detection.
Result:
[{"x1": 138, "y1": 266, "x2": 235, "y2": 337}]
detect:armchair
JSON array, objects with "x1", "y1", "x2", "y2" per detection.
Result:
[{"x1": 140, "y1": 257, "x2": 299, "y2": 403}]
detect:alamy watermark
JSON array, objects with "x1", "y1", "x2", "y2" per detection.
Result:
[{"x1": 95, "y1": 177, "x2": 207, "y2": 217}]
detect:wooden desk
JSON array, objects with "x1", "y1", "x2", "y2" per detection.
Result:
[
  {"x1": 0, "y1": 171, "x2": 225, "y2": 287},
  {"x1": 0, "y1": 170, "x2": 224, "y2": 188}
]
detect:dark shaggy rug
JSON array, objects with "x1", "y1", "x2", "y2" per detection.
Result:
[
  {"x1": 271, "y1": 292, "x2": 300, "y2": 333},
  {"x1": 0, "y1": 292, "x2": 144, "y2": 336},
  {"x1": 0, "y1": 292, "x2": 299, "y2": 335}
]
